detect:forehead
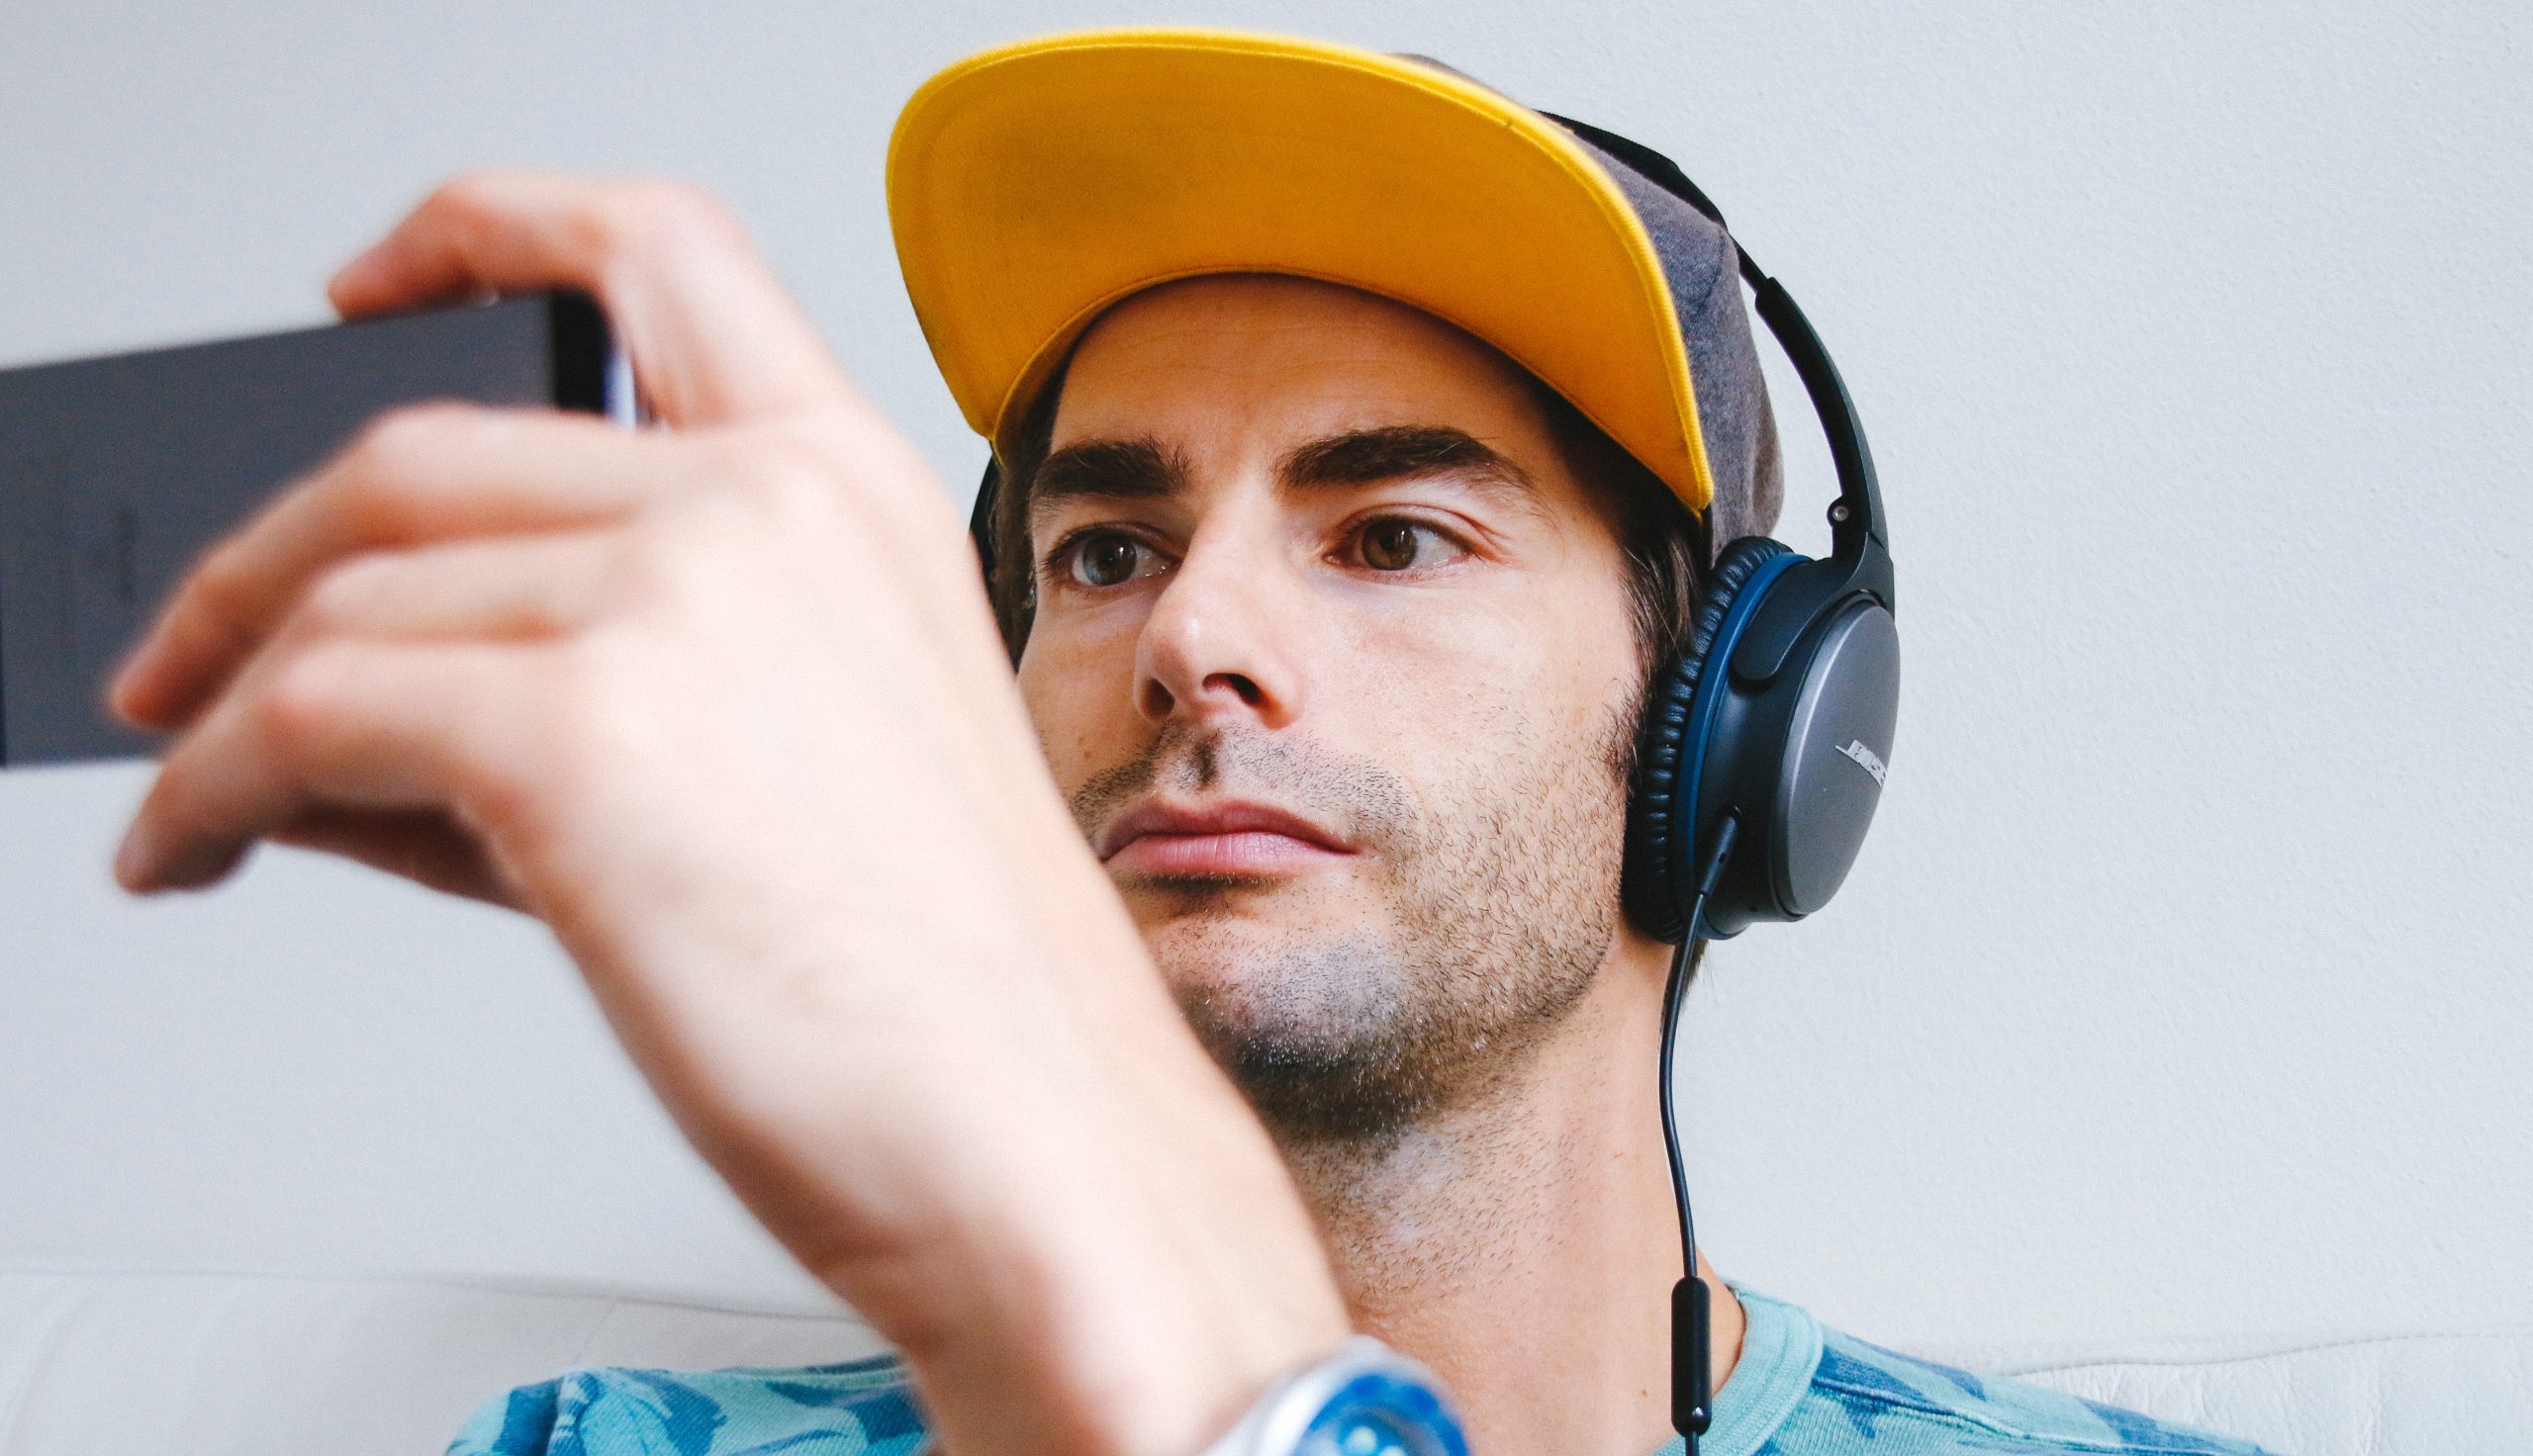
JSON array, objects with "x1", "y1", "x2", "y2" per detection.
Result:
[{"x1": 1049, "y1": 275, "x2": 1555, "y2": 453}]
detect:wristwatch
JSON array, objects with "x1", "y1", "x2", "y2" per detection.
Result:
[{"x1": 1200, "y1": 1336, "x2": 1469, "y2": 1456}]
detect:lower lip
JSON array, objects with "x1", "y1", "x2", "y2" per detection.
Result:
[{"x1": 1105, "y1": 831, "x2": 1351, "y2": 877}]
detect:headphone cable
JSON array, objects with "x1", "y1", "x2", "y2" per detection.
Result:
[{"x1": 1662, "y1": 814, "x2": 1740, "y2": 1447}]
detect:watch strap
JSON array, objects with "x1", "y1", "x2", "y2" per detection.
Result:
[{"x1": 1199, "y1": 1335, "x2": 1468, "y2": 1456}]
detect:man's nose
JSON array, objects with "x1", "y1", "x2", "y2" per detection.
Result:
[{"x1": 1133, "y1": 528, "x2": 1304, "y2": 730}]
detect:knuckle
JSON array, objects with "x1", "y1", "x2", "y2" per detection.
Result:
[
  {"x1": 605, "y1": 518, "x2": 679, "y2": 604},
  {"x1": 254, "y1": 647, "x2": 349, "y2": 752},
  {"x1": 547, "y1": 633, "x2": 628, "y2": 718},
  {"x1": 623, "y1": 179, "x2": 743, "y2": 246},
  {"x1": 623, "y1": 502, "x2": 740, "y2": 610},
  {"x1": 578, "y1": 179, "x2": 743, "y2": 267},
  {"x1": 631, "y1": 435, "x2": 842, "y2": 585},
  {"x1": 731, "y1": 434, "x2": 845, "y2": 526},
  {"x1": 348, "y1": 401, "x2": 468, "y2": 467},
  {"x1": 422, "y1": 171, "x2": 507, "y2": 228},
  {"x1": 186, "y1": 537, "x2": 258, "y2": 621},
  {"x1": 295, "y1": 553, "x2": 389, "y2": 632},
  {"x1": 338, "y1": 410, "x2": 421, "y2": 494},
  {"x1": 417, "y1": 171, "x2": 530, "y2": 259},
  {"x1": 335, "y1": 404, "x2": 468, "y2": 534}
]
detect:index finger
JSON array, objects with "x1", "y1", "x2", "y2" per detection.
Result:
[
  {"x1": 110, "y1": 405, "x2": 663, "y2": 732},
  {"x1": 328, "y1": 170, "x2": 855, "y2": 429}
]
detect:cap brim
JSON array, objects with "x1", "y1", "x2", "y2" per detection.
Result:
[{"x1": 887, "y1": 28, "x2": 1714, "y2": 513}]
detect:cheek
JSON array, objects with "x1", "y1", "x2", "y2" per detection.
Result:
[
  {"x1": 1325, "y1": 576, "x2": 1640, "y2": 770},
  {"x1": 1016, "y1": 615, "x2": 1146, "y2": 790}
]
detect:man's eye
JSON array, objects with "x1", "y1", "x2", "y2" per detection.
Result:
[
  {"x1": 1067, "y1": 531, "x2": 1158, "y2": 588},
  {"x1": 1354, "y1": 518, "x2": 1453, "y2": 572}
]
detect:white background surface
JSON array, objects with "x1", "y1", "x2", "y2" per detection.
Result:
[{"x1": 2, "y1": 0, "x2": 2527, "y2": 1364}]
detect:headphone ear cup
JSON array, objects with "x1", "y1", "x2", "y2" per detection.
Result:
[{"x1": 1624, "y1": 537, "x2": 1796, "y2": 942}]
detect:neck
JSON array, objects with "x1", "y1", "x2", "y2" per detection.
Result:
[{"x1": 1267, "y1": 940, "x2": 1743, "y2": 1456}]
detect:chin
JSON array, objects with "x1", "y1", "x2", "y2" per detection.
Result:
[
  {"x1": 1150, "y1": 891, "x2": 1306, "y2": 982},
  {"x1": 1123, "y1": 878, "x2": 1361, "y2": 993}
]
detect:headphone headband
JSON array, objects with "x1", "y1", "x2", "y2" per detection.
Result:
[{"x1": 1542, "y1": 113, "x2": 1891, "y2": 590}]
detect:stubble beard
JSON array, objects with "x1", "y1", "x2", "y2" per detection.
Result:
[{"x1": 1070, "y1": 705, "x2": 1637, "y2": 1149}]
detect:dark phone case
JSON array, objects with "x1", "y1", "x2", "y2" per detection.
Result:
[{"x1": 0, "y1": 291, "x2": 615, "y2": 766}]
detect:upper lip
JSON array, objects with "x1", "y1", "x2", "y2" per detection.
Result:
[{"x1": 1095, "y1": 797, "x2": 1355, "y2": 861}]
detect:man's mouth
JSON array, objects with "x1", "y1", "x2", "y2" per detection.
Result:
[{"x1": 1095, "y1": 798, "x2": 1356, "y2": 877}]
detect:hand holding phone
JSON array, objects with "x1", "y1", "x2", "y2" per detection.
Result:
[{"x1": 101, "y1": 171, "x2": 1351, "y2": 1456}]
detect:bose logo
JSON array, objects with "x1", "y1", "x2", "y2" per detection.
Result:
[{"x1": 1838, "y1": 739, "x2": 1889, "y2": 787}]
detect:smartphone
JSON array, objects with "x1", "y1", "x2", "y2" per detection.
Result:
[{"x1": 0, "y1": 291, "x2": 628, "y2": 767}]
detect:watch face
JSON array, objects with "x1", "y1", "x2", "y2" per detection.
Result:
[{"x1": 1298, "y1": 1372, "x2": 1469, "y2": 1456}]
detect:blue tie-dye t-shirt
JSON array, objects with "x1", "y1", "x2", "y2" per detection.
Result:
[{"x1": 446, "y1": 1289, "x2": 2277, "y2": 1456}]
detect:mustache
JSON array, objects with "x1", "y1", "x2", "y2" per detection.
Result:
[{"x1": 1069, "y1": 724, "x2": 1419, "y2": 854}]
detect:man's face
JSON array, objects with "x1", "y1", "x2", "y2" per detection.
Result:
[{"x1": 1015, "y1": 276, "x2": 1647, "y2": 1138}]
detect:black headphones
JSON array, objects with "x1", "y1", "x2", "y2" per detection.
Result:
[
  {"x1": 964, "y1": 115, "x2": 1895, "y2": 1451},
  {"x1": 1538, "y1": 115, "x2": 1898, "y2": 1448},
  {"x1": 1531, "y1": 117, "x2": 1901, "y2": 952}
]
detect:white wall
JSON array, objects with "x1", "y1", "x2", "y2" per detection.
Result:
[{"x1": 3, "y1": 0, "x2": 2526, "y2": 1361}]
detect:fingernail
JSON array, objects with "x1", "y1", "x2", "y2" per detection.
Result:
[
  {"x1": 119, "y1": 827, "x2": 245, "y2": 892},
  {"x1": 114, "y1": 820, "x2": 159, "y2": 890},
  {"x1": 166, "y1": 840, "x2": 246, "y2": 889},
  {"x1": 108, "y1": 643, "x2": 157, "y2": 718},
  {"x1": 328, "y1": 247, "x2": 387, "y2": 309}
]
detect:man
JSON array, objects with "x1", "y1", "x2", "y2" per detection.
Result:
[{"x1": 109, "y1": 29, "x2": 2271, "y2": 1456}]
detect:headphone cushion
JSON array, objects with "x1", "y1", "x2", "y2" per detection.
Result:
[{"x1": 1624, "y1": 536, "x2": 1795, "y2": 942}]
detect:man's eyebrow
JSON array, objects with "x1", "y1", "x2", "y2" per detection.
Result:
[
  {"x1": 1028, "y1": 436, "x2": 1187, "y2": 511},
  {"x1": 1276, "y1": 425, "x2": 1537, "y2": 500}
]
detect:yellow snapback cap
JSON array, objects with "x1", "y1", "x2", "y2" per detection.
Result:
[{"x1": 888, "y1": 28, "x2": 1720, "y2": 514}]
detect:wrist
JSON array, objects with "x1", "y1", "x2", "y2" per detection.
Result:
[{"x1": 822, "y1": 1065, "x2": 1350, "y2": 1456}]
